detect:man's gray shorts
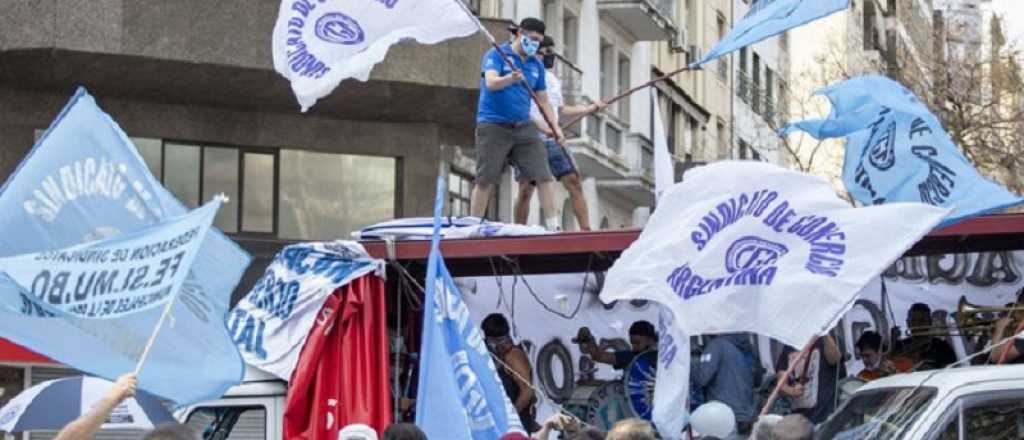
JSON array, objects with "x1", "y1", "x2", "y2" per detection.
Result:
[{"x1": 475, "y1": 122, "x2": 554, "y2": 186}]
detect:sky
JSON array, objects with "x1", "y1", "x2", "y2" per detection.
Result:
[{"x1": 990, "y1": 0, "x2": 1024, "y2": 43}]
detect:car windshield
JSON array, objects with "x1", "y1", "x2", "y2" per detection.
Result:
[{"x1": 817, "y1": 386, "x2": 937, "y2": 440}]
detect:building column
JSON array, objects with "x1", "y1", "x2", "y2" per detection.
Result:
[
  {"x1": 580, "y1": 0, "x2": 601, "y2": 99},
  {"x1": 582, "y1": 177, "x2": 600, "y2": 228},
  {"x1": 630, "y1": 41, "x2": 652, "y2": 137}
]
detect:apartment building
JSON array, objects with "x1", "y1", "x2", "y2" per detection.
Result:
[{"x1": 650, "y1": 0, "x2": 789, "y2": 171}]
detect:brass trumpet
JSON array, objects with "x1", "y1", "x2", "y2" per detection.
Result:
[{"x1": 902, "y1": 297, "x2": 1024, "y2": 338}]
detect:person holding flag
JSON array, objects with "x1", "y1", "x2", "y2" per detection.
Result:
[
  {"x1": 471, "y1": 18, "x2": 563, "y2": 231},
  {"x1": 513, "y1": 36, "x2": 606, "y2": 230}
]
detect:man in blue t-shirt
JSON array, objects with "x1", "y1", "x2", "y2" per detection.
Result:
[{"x1": 471, "y1": 18, "x2": 564, "y2": 231}]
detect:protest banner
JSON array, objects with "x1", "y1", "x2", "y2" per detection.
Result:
[
  {"x1": 693, "y1": 0, "x2": 850, "y2": 67},
  {"x1": 416, "y1": 176, "x2": 523, "y2": 440},
  {"x1": 231, "y1": 241, "x2": 383, "y2": 380},
  {"x1": 782, "y1": 75, "x2": 1024, "y2": 225},
  {"x1": 0, "y1": 200, "x2": 233, "y2": 404}
]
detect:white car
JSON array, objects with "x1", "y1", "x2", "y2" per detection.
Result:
[
  {"x1": 176, "y1": 368, "x2": 287, "y2": 440},
  {"x1": 817, "y1": 364, "x2": 1024, "y2": 439}
]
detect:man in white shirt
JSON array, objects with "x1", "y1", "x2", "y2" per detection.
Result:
[{"x1": 513, "y1": 36, "x2": 605, "y2": 230}]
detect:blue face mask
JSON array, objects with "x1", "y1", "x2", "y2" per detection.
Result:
[{"x1": 520, "y1": 36, "x2": 540, "y2": 57}]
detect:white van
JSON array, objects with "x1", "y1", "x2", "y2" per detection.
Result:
[
  {"x1": 817, "y1": 364, "x2": 1024, "y2": 439},
  {"x1": 176, "y1": 369, "x2": 286, "y2": 440}
]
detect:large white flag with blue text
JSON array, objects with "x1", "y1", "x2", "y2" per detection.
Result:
[
  {"x1": 272, "y1": 0, "x2": 478, "y2": 111},
  {"x1": 601, "y1": 161, "x2": 947, "y2": 349},
  {"x1": 231, "y1": 241, "x2": 382, "y2": 380}
]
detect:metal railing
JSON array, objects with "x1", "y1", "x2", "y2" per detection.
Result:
[
  {"x1": 606, "y1": 121, "x2": 624, "y2": 155},
  {"x1": 554, "y1": 54, "x2": 584, "y2": 107},
  {"x1": 738, "y1": 72, "x2": 752, "y2": 105}
]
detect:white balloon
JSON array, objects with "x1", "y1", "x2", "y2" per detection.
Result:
[{"x1": 690, "y1": 401, "x2": 736, "y2": 438}]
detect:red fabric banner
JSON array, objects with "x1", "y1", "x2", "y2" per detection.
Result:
[{"x1": 283, "y1": 274, "x2": 392, "y2": 439}]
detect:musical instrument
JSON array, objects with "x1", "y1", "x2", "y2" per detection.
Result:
[
  {"x1": 900, "y1": 297, "x2": 1024, "y2": 338},
  {"x1": 564, "y1": 381, "x2": 629, "y2": 431},
  {"x1": 837, "y1": 377, "x2": 866, "y2": 404}
]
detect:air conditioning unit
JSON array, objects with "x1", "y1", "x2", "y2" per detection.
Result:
[{"x1": 686, "y1": 45, "x2": 702, "y2": 65}]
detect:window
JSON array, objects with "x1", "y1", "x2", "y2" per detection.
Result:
[
  {"x1": 448, "y1": 170, "x2": 473, "y2": 217},
  {"x1": 717, "y1": 13, "x2": 729, "y2": 82},
  {"x1": 716, "y1": 120, "x2": 727, "y2": 158},
  {"x1": 242, "y1": 153, "x2": 275, "y2": 233},
  {"x1": 142, "y1": 142, "x2": 274, "y2": 234},
  {"x1": 739, "y1": 139, "x2": 749, "y2": 159},
  {"x1": 617, "y1": 55, "x2": 631, "y2": 120},
  {"x1": 186, "y1": 406, "x2": 267, "y2": 440},
  {"x1": 936, "y1": 397, "x2": 1024, "y2": 440},
  {"x1": 752, "y1": 52, "x2": 762, "y2": 113},
  {"x1": 137, "y1": 139, "x2": 397, "y2": 240},
  {"x1": 765, "y1": 67, "x2": 776, "y2": 120},
  {"x1": 600, "y1": 42, "x2": 615, "y2": 101},
  {"x1": 278, "y1": 149, "x2": 396, "y2": 240},
  {"x1": 687, "y1": 116, "x2": 699, "y2": 156},
  {"x1": 163, "y1": 143, "x2": 201, "y2": 209},
  {"x1": 562, "y1": 13, "x2": 579, "y2": 64}
]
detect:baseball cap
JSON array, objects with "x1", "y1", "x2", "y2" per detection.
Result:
[{"x1": 518, "y1": 17, "x2": 546, "y2": 35}]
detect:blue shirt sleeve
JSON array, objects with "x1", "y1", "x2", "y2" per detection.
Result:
[{"x1": 482, "y1": 48, "x2": 502, "y2": 74}]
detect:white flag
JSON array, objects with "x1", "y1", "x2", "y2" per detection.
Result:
[
  {"x1": 601, "y1": 161, "x2": 948, "y2": 348},
  {"x1": 653, "y1": 306, "x2": 690, "y2": 440},
  {"x1": 652, "y1": 88, "x2": 674, "y2": 200},
  {"x1": 272, "y1": 0, "x2": 479, "y2": 111}
]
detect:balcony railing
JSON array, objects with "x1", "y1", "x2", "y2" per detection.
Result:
[
  {"x1": 641, "y1": 142, "x2": 654, "y2": 180},
  {"x1": 606, "y1": 121, "x2": 624, "y2": 155},
  {"x1": 738, "y1": 72, "x2": 751, "y2": 104},
  {"x1": 554, "y1": 54, "x2": 584, "y2": 107}
]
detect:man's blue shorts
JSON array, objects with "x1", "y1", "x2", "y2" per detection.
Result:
[{"x1": 515, "y1": 139, "x2": 577, "y2": 182}]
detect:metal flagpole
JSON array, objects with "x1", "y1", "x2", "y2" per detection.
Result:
[
  {"x1": 451, "y1": 0, "x2": 563, "y2": 145},
  {"x1": 560, "y1": 65, "x2": 699, "y2": 132}
]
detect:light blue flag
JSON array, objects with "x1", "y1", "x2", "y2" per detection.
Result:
[
  {"x1": 781, "y1": 75, "x2": 1024, "y2": 226},
  {"x1": 0, "y1": 200, "x2": 238, "y2": 404},
  {"x1": 0, "y1": 88, "x2": 251, "y2": 402},
  {"x1": 415, "y1": 176, "x2": 523, "y2": 440},
  {"x1": 693, "y1": 0, "x2": 849, "y2": 67}
]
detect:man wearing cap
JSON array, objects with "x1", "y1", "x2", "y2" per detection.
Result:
[
  {"x1": 577, "y1": 320, "x2": 658, "y2": 370},
  {"x1": 472, "y1": 18, "x2": 563, "y2": 231},
  {"x1": 513, "y1": 36, "x2": 605, "y2": 230}
]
